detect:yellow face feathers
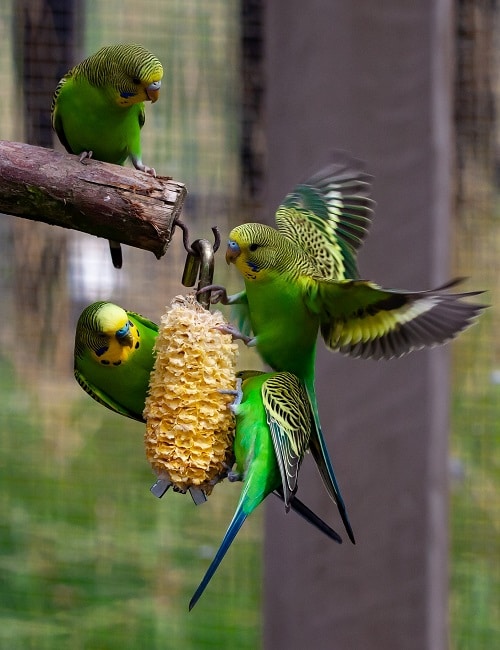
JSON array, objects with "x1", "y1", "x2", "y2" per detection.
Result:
[
  {"x1": 76, "y1": 302, "x2": 141, "y2": 366},
  {"x1": 73, "y1": 43, "x2": 163, "y2": 107},
  {"x1": 95, "y1": 303, "x2": 129, "y2": 336},
  {"x1": 226, "y1": 223, "x2": 279, "y2": 280},
  {"x1": 226, "y1": 222, "x2": 316, "y2": 282}
]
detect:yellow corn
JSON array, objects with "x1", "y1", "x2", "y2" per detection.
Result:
[{"x1": 143, "y1": 294, "x2": 238, "y2": 495}]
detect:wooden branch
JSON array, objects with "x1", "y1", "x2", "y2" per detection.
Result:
[{"x1": 0, "y1": 141, "x2": 187, "y2": 259}]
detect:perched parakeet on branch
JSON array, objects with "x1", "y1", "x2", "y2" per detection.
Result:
[
  {"x1": 51, "y1": 43, "x2": 163, "y2": 268},
  {"x1": 74, "y1": 301, "x2": 158, "y2": 420},
  {"x1": 206, "y1": 154, "x2": 486, "y2": 544},
  {"x1": 189, "y1": 370, "x2": 342, "y2": 610}
]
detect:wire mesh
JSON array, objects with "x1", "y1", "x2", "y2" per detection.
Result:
[
  {"x1": 2, "y1": 0, "x2": 499, "y2": 647},
  {"x1": 450, "y1": 0, "x2": 500, "y2": 647},
  {"x1": 0, "y1": 1, "x2": 262, "y2": 648}
]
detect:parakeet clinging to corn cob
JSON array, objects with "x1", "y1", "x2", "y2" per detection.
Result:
[
  {"x1": 51, "y1": 43, "x2": 163, "y2": 268},
  {"x1": 74, "y1": 301, "x2": 158, "y2": 420},
  {"x1": 206, "y1": 153, "x2": 487, "y2": 545},
  {"x1": 74, "y1": 298, "x2": 346, "y2": 522},
  {"x1": 189, "y1": 370, "x2": 343, "y2": 610}
]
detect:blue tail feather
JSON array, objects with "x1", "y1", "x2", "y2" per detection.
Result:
[
  {"x1": 305, "y1": 381, "x2": 356, "y2": 544},
  {"x1": 189, "y1": 508, "x2": 248, "y2": 610}
]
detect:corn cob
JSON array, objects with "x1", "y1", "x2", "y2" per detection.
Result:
[{"x1": 143, "y1": 294, "x2": 238, "y2": 495}]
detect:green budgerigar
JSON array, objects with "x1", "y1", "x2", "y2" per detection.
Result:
[
  {"x1": 74, "y1": 301, "x2": 158, "y2": 421},
  {"x1": 206, "y1": 154, "x2": 486, "y2": 544},
  {"x1": 189, "y1": 370, "x2": 342, "y2": 610},
  {"x1": 52, "y1": 43, "x2": 163, "y2": 268}
]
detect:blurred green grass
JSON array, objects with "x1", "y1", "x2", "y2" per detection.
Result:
[
  {"x1": 450, "y1": 385, "x2": 500, "y2": 647},
  {"x1": 0, "y1": 356, "x2": 261, "y2": 650},
  {"x1": 450, "y1": 302, "x2": 500, "y2": 648}
]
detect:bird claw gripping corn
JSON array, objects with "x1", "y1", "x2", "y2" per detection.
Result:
[{"x1": 143, "y1": 294, "x2": 238, "y2": 496}]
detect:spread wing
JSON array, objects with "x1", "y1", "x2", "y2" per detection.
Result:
[
  {"x1": 312, "y1": 278, "x2": 486, "y2": 359},
  {"x1": 275, "y1": 152, "x2": 375, "y2": 280}
]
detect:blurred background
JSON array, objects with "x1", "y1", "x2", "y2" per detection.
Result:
[{"x1": 0, "y1": 1, "x2": 498, "y2": 648}]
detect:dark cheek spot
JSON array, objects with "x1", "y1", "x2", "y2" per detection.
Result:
[
  {"x1": 135, "y1": 342, "x2": 140, "y2": 349},
  {"x1": 100, "y1": 360, "x2": 110, "y2": 365},
  {"x1": 113, "y1": 361, "x2": 122, "y2": 366}
]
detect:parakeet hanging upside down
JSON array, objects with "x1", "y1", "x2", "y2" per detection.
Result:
[
  {"x1": 189, "y1": 370, "x2": 342, "y2": 610},
  {"x1": 74, "y1": 301, "x2": 158, "y2": 420},
  {"x1": 206, "y1": 153, "x2": 486, "y2": 544},
  {"x1": 51, "y1": 43, "x2": 163, "y2": 268}
]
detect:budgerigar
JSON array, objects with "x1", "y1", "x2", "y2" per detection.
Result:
[
  {"x1": 74, "y1": 301, "x2": 158, "y2": 420},
  {"x1": 206, "y1": 154, "x2": 486, "y2": 544},
  {"x1": 52, "y1": 43, "x2": 163, "y2": 268},
  {"x1": 189, "y1": 371, "x2": 342, "y2": 610}
]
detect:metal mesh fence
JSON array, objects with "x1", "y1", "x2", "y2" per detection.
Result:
[
  {"x1": 1, "y1": 1, "x2": 499, "y2": 647},
  {"x1": 0, "y1": 1, "x2": 261, "y2": 648},
  {"x1": 450, "y1": 0, "x2": 500, "y2": 646}
]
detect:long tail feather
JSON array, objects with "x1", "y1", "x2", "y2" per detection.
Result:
[
  {"x1": 273, "y1": 488, "x2": 342, "y2": 544},
  {"x1": 305, "y1": 380, "x2": 356, "y2": 544},
  {"x1": 189, "y1": 509, "x2": 247, "y2": 611}
]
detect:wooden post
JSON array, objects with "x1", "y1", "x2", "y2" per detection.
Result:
[{"x1": 263, "y1": 2, "x2": 452, "y2": 649}]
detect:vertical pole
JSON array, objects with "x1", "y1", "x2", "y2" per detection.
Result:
[{"x1": 263, "y1": 2, "x2": 452, "y2": 648}]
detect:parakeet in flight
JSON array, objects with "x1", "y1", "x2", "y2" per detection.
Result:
[
  {"x1": 51, "y1": 43, "x2": 163, "y2": 268},
  {"x1": 205, "y1": 154, "x2": 486, "y2": 544},
  {"x1": 74, "y1": 301, "x2": 158, "y2": 421},
  {"x1": 189, "y1": 370, "x2": 342, "y2": 610}
]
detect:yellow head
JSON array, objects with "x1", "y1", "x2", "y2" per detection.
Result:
[
  {"x1": 226, "y1": 223, "x2": 285, "y2": 281},
  {"x1": 76, "y1": 302, "x2": 140, "y2": 366},
  {"x1": 78, "y1": 43, "x2": 163, "y2": 107}
]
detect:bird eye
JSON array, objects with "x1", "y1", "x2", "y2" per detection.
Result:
[
  {"x1": 249, "y1": 243, "x2": 259, "y2": 252},
  {"x1": 132, "y1": 77, "x2": 141, "y2": 85}
]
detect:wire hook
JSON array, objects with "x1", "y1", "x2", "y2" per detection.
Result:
[
  {"x1": 175, "y1": 220, "x2": 220, "y2": 256},
  {"x1": 176, "y1": 220, "x2": 220, "y2": 309}
]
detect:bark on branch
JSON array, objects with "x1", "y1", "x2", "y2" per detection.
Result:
[{"x1": 0, "y1": 140, "x2": 186, "y2": 259}]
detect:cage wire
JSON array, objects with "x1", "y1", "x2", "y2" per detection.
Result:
[
  {"x1": 2, "y1": 0, "x2": 499, "y2": 648},
  {"x1": 0, "y1": 1, "x2": 262, "y2": 649},
  {"x1": 451, "y1": 0, "x2": 500, "y2": 647}
]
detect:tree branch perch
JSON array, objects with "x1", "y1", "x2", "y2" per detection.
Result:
[{"x1": 0, "y1": 141, "x2": 186, "y2": 259}]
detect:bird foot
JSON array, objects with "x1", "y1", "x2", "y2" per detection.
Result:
[
  {"x1": 134, "y1": 161, "x2": 156, "y2": 177},
  {"x1": 196, "y1": 284, "x2": 229, "y2": 305},
  {"x1": 219, "y1": 378, "x2": 243, "y2": 413},
  {"x1": 227, "y1": 470, "x2": 243, "y2": 483},
  {"x1": 207, "y1": 463, "x2": 232, "y2": 487},
  {"x1": 217, "y1": 324, "x2": 256, "y2": 346},
  {"x1": 78, "y1": 150, "x2": 93, "y2": 164}
]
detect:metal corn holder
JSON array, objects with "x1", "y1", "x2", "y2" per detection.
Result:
[{"x1": 149, "y1": 220, "x2": 221, "y2": 506}]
